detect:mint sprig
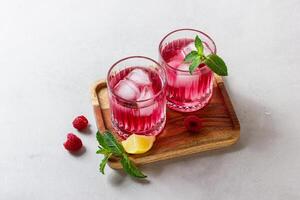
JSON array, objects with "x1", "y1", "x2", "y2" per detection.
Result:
[
  {"x1": 96, "y1": 131, "x2": 147, "y2": 179},
  {"x1": 121, "y1": 154, "x2": 147, "y2": 178},
  {"x1": 184, "y1": 35, "x2": 228, "y2": 76},
  {"x1": 195, "y1": 35, "x2": 204, "y2": 54}
]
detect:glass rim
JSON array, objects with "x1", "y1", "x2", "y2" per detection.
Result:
[
  {"x1": 158, "y1": 28, "x2": 217, "y2": 73},
  {"x1": 107, "y1": 55, "x2": 166, "y2": 103}
]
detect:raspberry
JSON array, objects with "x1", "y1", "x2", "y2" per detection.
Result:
[
  {"x1": 184, "y1": 115, "x2": 202, "y2": 133},
  {"x1": 63, "y1": 133, "x2": 83, "y2": 151},
  {"x1": 72, "y1": 115, "x2": 89, "y2": 131}
]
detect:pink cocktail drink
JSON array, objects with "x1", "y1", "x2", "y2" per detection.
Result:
[
  {"x1": 107, "y1": 56, "x2": 166, "y2": 139},
  {"x1": 159, "y1": 29, "x2": 217, "y2": 112}
]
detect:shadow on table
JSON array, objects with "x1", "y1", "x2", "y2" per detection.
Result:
[
  {"x1": 69, "y1": 146, "x2": 86, "y2": 157},
  {"x1": 79, "y1": 125, "x2": 93, "y2": 135},
  {"x1": 108, "y1": 83, "x2": 277, "y2": 185},
  {"x1": 108, "y1": 170, "x2": 151, "y2": 185}
]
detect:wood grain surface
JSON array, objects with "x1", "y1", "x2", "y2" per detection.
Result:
[{"x1": 91, "y1": 76, "x2": 240, "y2": 169}]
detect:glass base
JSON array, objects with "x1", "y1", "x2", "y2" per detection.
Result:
[
  {"x1": 111, "y1": 116, "x2": 166, "y2": 139},
  {"x1": 167, "y1": 89, "x2": 213, "y2": 113}
]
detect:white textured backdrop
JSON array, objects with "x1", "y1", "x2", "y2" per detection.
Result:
[{"x1": 1, "y1": 0, "x2": 300, "y2": 199}]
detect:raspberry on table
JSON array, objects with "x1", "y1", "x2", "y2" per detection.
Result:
[
  {"x1": 63, "y1": 133, "x2": 83, "y2": 151},
  {"x1": 72, "y1": 115, "x2": 89, "y2": 131},
  {"x1": 184, "y1": 115, "x2": 202, "y2": 133}
]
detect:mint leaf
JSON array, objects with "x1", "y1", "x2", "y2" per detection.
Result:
[
  {"x1": 97, "y1": 131, "x2": 124, "y2": 156},
  {"x1": 96, "y1": 147, "x2": 110, "y2": 155},
  {"x1": 99, "y1": 153, "x2": 111, "y2": 174},
  {"x1": 189, "y1": 57, "x2": 201, "y2": 75},
  {"x1": 184, "y1": 51, "x2": 198, "y2": 62},
  {"x1": 96, "y1": 130, "x2": 147, "y2": 178},
  {"x1": 195, "y1": 35, "x2": 204, "y2": 55},
  {"x1": 102, "y1": 131, "x2": 124, "y2": 156},
  {"x1": 204, "y1": 54, "x2": 228, "y2": 76},
  {"x1": 120, "y1": 155, "x2": 147, "y2": 178},
  {"x1": 185, "y1": 34, "x2": 229, "y2": 76},
  {"x1": 96, "y1": 131, "x2": 109, "y2": 149}
]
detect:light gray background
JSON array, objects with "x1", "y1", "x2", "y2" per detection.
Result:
[{"x1": 1, "y1": 0, "x2": 300, "y2": 199}]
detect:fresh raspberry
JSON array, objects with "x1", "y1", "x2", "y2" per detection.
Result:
[
  {"x1": 72, "y1": 115, "x2": 89, "y2": 131},
  {"x1": 63, "y1": 133, "x2": 83, "y2": 151},
  {"x1": 184, "y1": 115, "x2": 202, "y2": 133}
]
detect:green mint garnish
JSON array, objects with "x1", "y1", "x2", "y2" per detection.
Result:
[
  {"x1": 120, "y1": 154, "x2": 147, "y2": 178},
  {"x1": 204, "y1": 54, "x2": 228, "y2": 76},
  {"x1": 195, "y1": 35, "x2": 204, "y2": 54},
  {"x1": 96, "y1": 131, "x2": 147, "y2": 179},
  {"x1": 184, "y1": 35, "x2": 228, "y2": 76},
  {"x1": 99, "y1": 153, "x2": 111, "y2": 174}
]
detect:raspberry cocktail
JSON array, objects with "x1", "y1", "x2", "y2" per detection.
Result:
[
  {"x1": 107, "y1": 56, "x2": 166, "y2": 139},
  {"x1": 159, "y1": 29, "x2": 217, "y2": 112}
]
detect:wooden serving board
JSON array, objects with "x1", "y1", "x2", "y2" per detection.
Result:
[{"x1": 91, "y1": 76, "x2": 240, "y2": 169}]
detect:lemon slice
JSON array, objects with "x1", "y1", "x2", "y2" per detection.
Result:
[{"x1": 122, "y1": 134, "x2": 156, "y2": 154}]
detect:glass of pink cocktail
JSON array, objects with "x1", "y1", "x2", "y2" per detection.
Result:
[
  {"x1": 107, "y1": 56, "x2": 166, "y2": 139},
  {"x1": 159, "y1": 29, "x2": 217, "y2": 112}
]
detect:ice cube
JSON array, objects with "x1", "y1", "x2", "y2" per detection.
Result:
[
  {"x1": 175, "y1": 67, "x2": 199, "y2": 87},
  {"x1": 167, "y1": 60, "x2": 180, "y2": 68},
  {"x1": 138, "y1": 103, "x2": 156, "y2": 116},
  {"x1": 126, "y1": 68, "x2": 151, "y2": 86},
  {"x1": 177, "y1": 63, "x2": 190, "y2": 71},
  {"x1": 175, "y1": 75, "x2": 189, "y2": 87},
  {"x1": 113, "y1": 80, "x2": 140, "y2": 100},
  {"x1": 137, "y1": 86, "x2": 154, "y2": 101},
  {"x1": 182, "y1": 42, "x2": 197, "y2": 56},
  {"x1": 167, "y1": 51, "x2": 185, "y2": 68},
  {"x1": 135, "y1": 87, "x2": 156, "y2": 116}
]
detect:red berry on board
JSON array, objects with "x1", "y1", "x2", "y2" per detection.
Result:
[
  {"x1": 72, "y1": 115, "x2": 89, "y2": 130},
  {"x1": 63, "y1": 133, "x2": 83, "y2": 151},
  {"x1": 184, "y1": 115, "x2": 202, "y2": 133}
]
